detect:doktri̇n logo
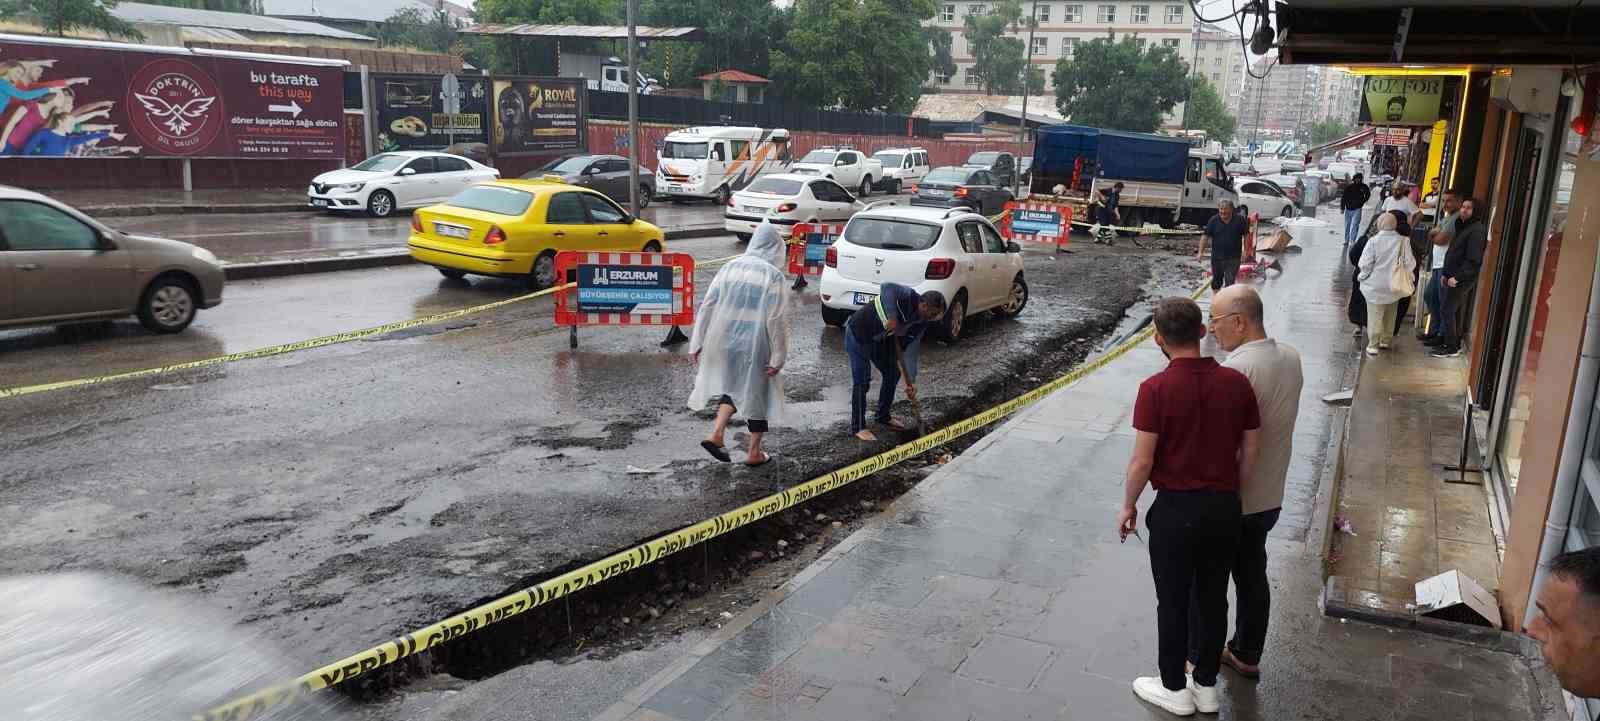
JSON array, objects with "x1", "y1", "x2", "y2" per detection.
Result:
[{"x1": 127, "y1": 59, "x2": 224, "y2": 155}]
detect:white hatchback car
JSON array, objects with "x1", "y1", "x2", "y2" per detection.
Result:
[
  {"x1": 724, "y1": 174, "x2": 862, "y2": 242},
  {"x1": 818, "y1": 206, "x2": 1027, "y2": 340},
  {"x1": 308, "y1": 151, "x2": 500, "y2": 218},
  {"x1": 1235, "y1": 178, "x2": 1297, "y2": 219}
]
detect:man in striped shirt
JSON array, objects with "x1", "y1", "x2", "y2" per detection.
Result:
[{"x1": 844, "y1": 282, "x2": 946, "y2": 441}]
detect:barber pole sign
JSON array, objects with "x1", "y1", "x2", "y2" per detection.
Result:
[
  {"x1": 1001, "y1": 200, "x2": 1071, "y2": 250},
  {"x1": 787, "y1": 223, "x2": 844, "y2": 276},
  {"x1": 555, "y1": 251, "x2": 696, "y2": 327}
]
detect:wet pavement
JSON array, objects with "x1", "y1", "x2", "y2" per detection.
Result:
[
  {"x1": 99, "y1": 204, "x2": 731, "y2": 267},
  {"x1": 560, "y1": 205, "x2": 1554, "y2": 721},
  {"x1": 1, "y1": 227, "x2": 1176, "y2": 682}
]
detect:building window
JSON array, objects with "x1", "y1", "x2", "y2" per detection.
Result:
[
  {"x1": 1064, "y1": 3, "x2": 1083, "y2": 22},
  {"x1": 1032, "y1": 36, "x2": 1048, "y2": 54},
  {"x1": 941, "y1": 3, "x2": 955, "y2": 21},
  {"x1": 967, "y1": 3, "x2": 986, "y2": 15},
  {"x1": 1035, "y1": 3, "x2": 1050, "y2": 22},
  {"x1": 1135, "y1": 36, "x2": 1148, "y2": 48},
  {"x1": 1166, "y1": 3, "x2": 1183, "y2": 23},
  {"x1": 1163, "y1": 38, "x2": 1180, "y2": 48},
  {"x1": 1132, "y1": 4, "x2": 1150, "y2": 23},
  {"x1": 1097, "y1": 4, "x2": 1115, "y2": 23},
  {"x1": 964, "y1": 67, "x2": 980, "y2": 86},
  {"x1": 1211, "y1": 72, "x2": 1221, "y2": 83},
  {"x1": 1061, "y1": 36, "x2": 1077, "y2": 56},
  {"x1": 936, "y1": 70, "x2": 953, "y2": 84}
]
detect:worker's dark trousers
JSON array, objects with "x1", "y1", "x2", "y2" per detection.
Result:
[
  {"x1": 1439, "y1": 279, "x2": 1476, "y2": 348},
  {"x1": 1188, "y1": 506, "x2": 1280, "y2": 668},
  {"x1": 1147, "y1": 489, "x2": 1241, "y2": 691},
  {"x1": 844, "y1": 331, "x2": 900, "y2": 433},
  {"x1": 1211, "y1": 255, "x2": 1240, "y2": 291}
]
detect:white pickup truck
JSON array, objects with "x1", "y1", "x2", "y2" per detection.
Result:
[{"x1": 789, "y1": 146, "x2": 883, "y2": 198}]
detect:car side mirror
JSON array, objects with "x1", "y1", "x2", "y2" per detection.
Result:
[
  {"x1": 585, "y1": 166, "x2": 601, "y2": 175},
  {"x1": 1006, "y1": 241, "x2": 1021, "y2": 253},
  {"x1": 97, "y1": 230, "x2": 118, "y2": 250},
  {"x1": 400, "y1": 167, "x2": 416, "y2": 176}
]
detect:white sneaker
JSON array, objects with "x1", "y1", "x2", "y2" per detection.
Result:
[
  {"x1": 1188, "y1": 675, "x2": 1220, "y2": 714},
  {"x1": 1366, "y1": 346, "x2": 1380, "y2": 356},
  {"x1": 1132, "y1": 676, "x2": 1196, "y2": 716}
]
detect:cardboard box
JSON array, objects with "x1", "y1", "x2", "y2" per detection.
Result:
[{"x1": 1415, "y1": 570, "x2": 1501, "y2": 629}]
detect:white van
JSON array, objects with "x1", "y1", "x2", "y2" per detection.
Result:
[
  {"x1": 655, "y1": 127, "x2": 793, "y2": 204},
  {"x1": 871, "y1": 147, "x2": 930, "y2": 192}
]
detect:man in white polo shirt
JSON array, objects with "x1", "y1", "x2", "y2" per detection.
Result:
[{"x1": 1190, "y1": 284, "x2": 1304, "y2": 679}]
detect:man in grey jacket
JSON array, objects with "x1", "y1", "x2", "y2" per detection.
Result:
[{"x1": 1189, "y1": 285, "x2": 1303, "y2": 678}]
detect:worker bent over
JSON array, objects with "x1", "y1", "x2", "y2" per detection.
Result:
[{"x1": 843, "y1": 282, "x2": 945, "y2": 441}]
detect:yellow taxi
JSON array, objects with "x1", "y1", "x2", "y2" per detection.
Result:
[{"x1": 407, "y1": 177, "x2": 667, "y2": 288}]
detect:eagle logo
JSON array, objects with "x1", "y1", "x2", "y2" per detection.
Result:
[{"x1": 133, "y1": 93, "x2": 217, "y2": 136}]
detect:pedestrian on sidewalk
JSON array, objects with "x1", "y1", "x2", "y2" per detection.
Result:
[
  {"x1": 688, "y1": 220, "x2": 791, "y2": 466},
  {"x1": 1429, "y1": 198, "x2": 1487, "y2": 358},
  {"x1": 1203, "y1": 200, "x2": 1247, "y2": 292},
  {"x1": 843, "y1": 282, "x2": 945, "y2": 442},
  {"x1": 1118, "y1": 297, "x2": 1261, "y2": 716},
  {"x1": 1381, "y1": 182, "x2": 1419, "y2": 225},
  {"x1": 1416, "y1": 188, "x2": 1460, "y2": 339},
  {"x1": 1356, "y1": 212, "x2": 1416, "y2": 356},
  {"x1": 1527, "y1": 546, "x2": 1600, "y2": 699},
  {"x1": 1187, "y1": 286, "x2": 1302, "y2": 680},
  {"x1": 1341, "y1": 172, "x2": 1371, "y2": 245}
]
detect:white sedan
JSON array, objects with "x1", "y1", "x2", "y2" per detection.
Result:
[
  {"x1": 1235, "y1": 178, "x2": 1297, "y2": 219},
  {"x1": 724, "y1": 174, "x2": 862, "y2": 242},
  {"x1": 308, "y1": 151, "x2": 500, "y2": 218},
  {"x1": 818, "y1": 206, "x2": 1026, "y2": 340}
]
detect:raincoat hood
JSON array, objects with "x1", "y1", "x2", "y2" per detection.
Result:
[{"x1": 746, "y1": 220, "x2": 788, "y2": 271}]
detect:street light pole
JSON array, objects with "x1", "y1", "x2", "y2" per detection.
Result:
[
  {"x1": 1181, "y1": 22, "x2": 1199, "y2": 131},
  {"x1": 626, "y1": 0, "x2": 640, "y2": 216},
  {"x1": 1015, "y1": 0, "x2": 1038, "y2": 198}
]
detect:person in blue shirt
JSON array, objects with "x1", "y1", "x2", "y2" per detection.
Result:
[
  {"x1": 843, "y1": 282, "x2": 946, "y2": 441},
  {"x1": 20, "y1": 112, "x2": 119, "y2": 156}
]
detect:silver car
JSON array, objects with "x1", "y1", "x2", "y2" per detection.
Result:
[{"x1": 0, "y1": 186, "x2": 225, "y2": 334}]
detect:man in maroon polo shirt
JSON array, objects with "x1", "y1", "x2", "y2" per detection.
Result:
[{"x1": 1117, "y1": 297, "x2": 1261, "y2": 716}]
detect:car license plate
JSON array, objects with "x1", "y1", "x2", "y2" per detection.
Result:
[
  {"x1": 852, "y1": 292, "x2": 876, "y2": 306},
  {"x1": 311, "y1": 198, "x2": 330, "y2": 207},
  {"x1": 925, "y1": 189, "x2": 947, "y2": 197},
  {"x1": 742, "y1": 205, "x2": 765, "y2": 213},
  {"x1": 434, "y1": 223, "x2": 470, "y2": 239}
]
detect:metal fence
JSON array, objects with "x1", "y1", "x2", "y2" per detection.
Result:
[{"x1": 586, "y1": 91, "x2": 934, "y2": 137}]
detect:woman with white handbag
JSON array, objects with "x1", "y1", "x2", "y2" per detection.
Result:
[{"x1": 1357, "y1": 210, "x2": 1418, "y2": 356}]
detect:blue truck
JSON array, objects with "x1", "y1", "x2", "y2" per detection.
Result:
[{"x1": 1029, "y1": 124, "x2": 1238, "y2": 228}]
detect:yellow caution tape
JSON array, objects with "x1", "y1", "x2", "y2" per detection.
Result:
[
  {"x1": 0, "y1": 253, "x2": 746, "y2": 401},
  {"x1": 194, "y1": 280, "x2": 1209, "y2": 721}
]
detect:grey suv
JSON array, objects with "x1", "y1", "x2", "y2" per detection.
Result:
[{"x1": 0, "y1": 187, "x2": 225, "y2": 334}]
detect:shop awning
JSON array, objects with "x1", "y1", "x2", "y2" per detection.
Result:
[
  {"x1": 1273, "y1": 2, "x2": 1600, "y2": 66},
  {"x1": 463, "y1": 24, "x2": 705, "y2": 41},
  {"x1": 1309, "y1": 127, "x2": 1375, "y2": 156}
]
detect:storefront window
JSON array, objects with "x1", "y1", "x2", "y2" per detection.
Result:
[{"x1": 1494, "y1": 98, "x2": 1581, "y2": 500}]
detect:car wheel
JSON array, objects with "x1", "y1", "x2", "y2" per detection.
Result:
[
  {"x1": 821, "y1": 306, "x2": 853, "y2": 327},
  {"x1": 942, "y1": 291, "x2": 968, "y2": 342},
  {"x1": 529, "y1": 251, "x2": 558, "y2": 291},
  {"x1": 734, "y1": 233, "x2": 752, "y2": 243},
  {"x1": 367, "y1": 190, "x2": 396, "y2": 218},
  {"x1": 996, "y1": 275, "x2": 1028, "y2": 318},
  {"x1": 137, "y1": 274, "x2": 198, "y2": 334},
  {"x1": 637, "y1": 184, "x2": 653, "y2": 209},
  {"x1": 437, "y1": 268, "x2": 467, "y2": 281},
  {"x1": 643, "y1": 240, "x2": 662, "y2": 253},
  {"x1": 1280, "y1": 203, "x2": 1293, "y2": 218},
  {"x1": 858, "y1": 177, "x2": 871, "y2": 198}
]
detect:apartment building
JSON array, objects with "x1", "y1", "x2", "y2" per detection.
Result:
[
  {"x1": 1237, "y1": 56, "x2": 1367, "y2": 140},
  {"x1": 926, "y1": 1, "x2": 1194, "y2": 103},
  {"x1": 1190, "y1": 23, "x2": 1246, "y2": 116}
]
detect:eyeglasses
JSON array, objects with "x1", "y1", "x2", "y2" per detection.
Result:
[{"x1": 1208, "y1": 312, "x2": 1241, "y2": 326}]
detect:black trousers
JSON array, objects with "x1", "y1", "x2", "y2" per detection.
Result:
[
  {"x1": 1188, "y1": 506, "x2": 1281, "y2": 668},
  {"x1": 1439, "y1": 279, "x2": 1476, "y2": 347},
  {"x1": 1147, "y1": 490, "x2": 1242, "y2": 691},
  {"x1": 1211, "y1": 256, "x2": 1240, "y2": 291}
]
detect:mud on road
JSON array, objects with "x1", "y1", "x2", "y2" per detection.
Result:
[{"x1": 0, "y1": 240, "x2": 1199, "y2": 697}]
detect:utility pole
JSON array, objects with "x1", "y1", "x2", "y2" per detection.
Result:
[
  {"x1": 1181, "y1": 22, "x2": 1199, "y2": 131},
  {"x1": 626, "y1": 0, "x2": 640, "y2": 216},
  {"x1": 1015, "y1": 0, "x2": 1039, "y2": 198}
]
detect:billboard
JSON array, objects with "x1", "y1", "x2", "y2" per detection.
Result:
[
  {"x1": 1360, "y1": 75, "x2": 1446, "y2": 127},
  {"x1": 0, "y1": 36, "x2": 344, "y2": 159},
  {"x1": 490, "y1": 77, "x2": 585, "y2": 156},
  {"x1": 372, "y1": 73, "x2": 488, "y2": 153}
]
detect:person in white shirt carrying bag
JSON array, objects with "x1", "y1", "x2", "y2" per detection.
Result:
[{"x1": 1357, "y1": 210, "x2": 1417, "y2": 356}]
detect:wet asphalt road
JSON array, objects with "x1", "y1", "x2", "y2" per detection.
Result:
[
  {"x1": 0, "y1": 235, "x2": 1183, "y2": 683},
  {"x1": 100, "y1": 202, "x2": 731, "y2": 265}
]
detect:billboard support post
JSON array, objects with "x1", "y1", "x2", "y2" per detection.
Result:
[
  {"x1": 181, "y1": 159, "x2": 193, "y2": 192},
  {"x1": 626, "y1": 0, "x2": 640, "y2": 216}
]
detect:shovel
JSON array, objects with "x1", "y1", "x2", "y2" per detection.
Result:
[{"x1": 892, "y1": 340, "x2": 926, "y2": 437}]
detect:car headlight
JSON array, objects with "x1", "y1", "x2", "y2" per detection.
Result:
[
  {"x1": 335, "y1": 182, "x2": 365, "y2": 193},
  {"x1": 191, "y1": 247, "x2": 219, "y2": 265}
]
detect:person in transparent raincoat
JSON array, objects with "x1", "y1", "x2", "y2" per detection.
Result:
[{"x1": 688, "y1": 219, "x2": 791, "y2": 466}]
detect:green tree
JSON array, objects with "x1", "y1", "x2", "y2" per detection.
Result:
[
  {"x1": 376, "y1": 5, "x2": 457, "y2": 53},
  {"x1": 640, "y1": 0, "x2": 788, "y2": 88},
  {"x1": 1183, "y1": 76, "x2": 1236, "y2": 144},
  {"x1": 1051, "y1": 35, "x2": 1187, "y2": 132},
  {"x1": 471, "y1": 0, "x2": 622, "y2": 74},
  {"x1": 769, "y1": 0, "x2": 935, "y2": 113},
  {"x1": 0, "y1": 0, "x2": 144, "y2": 39},
  {"x1": 922, "y1": 26, "x2": 955, "y2": 88},
  {"x1": 1308, "y1": 117, "x2": 1352, "y2": 145},
  {"x1": 962, "y1": 0, "x2": 1041, "y2": 95}
]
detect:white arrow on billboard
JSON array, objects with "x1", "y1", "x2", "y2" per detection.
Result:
[{"x1": 268, "y1": 100, "x2": 303, "y2": 117}]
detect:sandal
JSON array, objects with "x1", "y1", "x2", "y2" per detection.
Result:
[
  {"x1": 699, "y1": 440, "x2": 731, "y2": 463},
  {"x1": 744, "y1": 452, "x2": 773, "y2": 467},
  {"x1": 876, "y1": 419, "x2": 909, "y2": 432}
]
